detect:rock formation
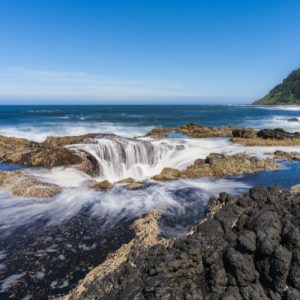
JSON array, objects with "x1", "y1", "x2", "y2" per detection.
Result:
[
  {"x1": 0, "y1": 134, "x2": 100, "y2": 176},
  {"x1": 89, "y1": 180, "x2": 113, "y2": 190},
  {"x1": 153, "y1": 153, "x2": 277, "y2": 181},
  {"x1": 273, "y1": 150, "x2": 300, "y2": 161},
  {"x1": 232, "y1": 128, "x2": 300, "y2": 146},
  {"x1": 65, "y1": 186, "x2": 300, "y2": 299},
  {"x1": 0, "y1": 171, "x2": 61, "y2": 198},
  {"x1": 146, "y1": 123, "x2": 300, "y2": 146},
  {"x1": 146, "y1": 123, "x2": 235, "y2": 139}
]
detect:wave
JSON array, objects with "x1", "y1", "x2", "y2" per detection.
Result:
[
  {"x1": 259, "y1": 116, "x2": 300, "y2": 132},
  {"x1": 0, "y1": 123, "x2": 153, "y2": 142},
  {"x1": 254, "y1": 105, "x2": 300, "y2": 111}
]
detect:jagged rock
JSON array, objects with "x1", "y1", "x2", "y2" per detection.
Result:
[
  {"x1": 153, "y1": 153, "x2": 277, "y2": 181},
  {"x1": 257, "y1": 128, "x2": 300, "y2": 140},
  {"x1": 146, "y1": 123, "x2": 239, "y2": 139},
  {"x1": 232, "y1": 128, "x2": 257, "y2": 138},
  {"x1": 291, "y1": 184, "x2": 300, "y2": 193},
  {"x1": 117, "y1": 177, "x2": 136, "y2": 184},
  {"x1": 287, "y1": 118, "x2": 300, "y2": 122},
  {"x1": 0, "y1": 134, "x2": 100, "y2": 176},
  {"x1": 0, "y1": 170, "x2": 25, "y2": 186},
  {"x1": 179, "y1": 123, "x2": 234, "y2": 138},
  {"x1": 42, "y1": 133, "x2": 100, "y2": 147},
  {"x1": 66, "y1": 186, "x2": 300, "y2": 300},
  {"x1": 232, "y1": 128, "x2": 300, "y2": 146},
  {"x1": 65, "y1": 211, "x2": 167, "y2": 300},
  {"x1": 0, "y1": 171, "x2": 61, "y2": 198},
  {"x1": 273, "y1": 150, "x2": 300, "y2": 161},
  {"x1": 89, "y1": 180, "x2": 113, "y2": 190},
  {"x1": 146, "y1": 128, "x2": 179, "y2": 139},
  {"x1": 11, "y1": 177, "x2": 61, "y2": 198},
  {"x1": 126, "y1": 182, "x2": 143, "y2": 190}
]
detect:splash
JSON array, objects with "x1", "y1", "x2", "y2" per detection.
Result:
[{"x1": 0, "y1": 178, "x2": 250, "y2": 234}]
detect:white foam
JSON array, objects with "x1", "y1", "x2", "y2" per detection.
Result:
[
  {"x1": 0, "y1": 122, "x2": 152, "y2": 142},
  {"x1": 0, "y1": 177, "x2": 251, "y2": 233},
  {"x1": 259, "y1": 116, "x2": 300, "y2": 132},
  {"x1": 32, "y1": 167, "x2": 89, "y2": 188},
  {"x1": 255, "y1": 105, "x2": 300, "y2": 111},
  {"x1": 69, "y1": 136, "x2": 300, "y2": 182}
]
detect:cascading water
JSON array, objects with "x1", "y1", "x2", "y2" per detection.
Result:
[
  {"x1": 70, "y1": 135, "x2": 181, "y2": 181},
  {"x1": 67, "y1": 134, "x2": 300, "y2": 182}
]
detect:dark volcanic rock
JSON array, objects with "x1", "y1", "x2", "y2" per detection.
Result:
[
  {"x1": 257, "y1": 128, "x2": 300, "y2": 140},
  {"x1": 66, "y1": 186, "x2": 300, "y2": 300},
  {"x1": 287, "y1": 118, "x2": 300, "y2": 123},
  {"x1": 232, "y1": 128, "x2": 257, "y2": 138}
]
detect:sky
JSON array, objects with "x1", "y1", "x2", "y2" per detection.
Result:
[{"x1": 0, "y1": 0, "x2": 300, "y2": 104}]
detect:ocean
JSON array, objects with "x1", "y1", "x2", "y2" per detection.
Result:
[
  {"x1": 1, "y1": 104, "x2": 300, "y2": 298},
  {"x1": 1, "y1": 105, "x2": 300, "y2": 141}
]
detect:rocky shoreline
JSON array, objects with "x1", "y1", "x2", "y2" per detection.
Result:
[
  {"x1": 2, "y1": 125, "x2": 298, "y2": 197},
  {"x1": 0, "y1": 125, "x2": 300, "y2": 298},
  {"x1": 66, "y1": 185, "x2": 300, "y2": 300},
  {"x1": 146, "y1": 123, "x2": 300, "y2": 146}
]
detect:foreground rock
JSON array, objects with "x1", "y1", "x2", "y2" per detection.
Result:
[
  {"x1": 65, "y1": 211, "x2": 168, "y2": 300},
  {"x1": 66, "y1": 186, "x2": 300, "y2": 299},
  {"x1": 0, "y1": 171, "x2": 61, "y2": 198},
  {"x1": 0, "y1": 134, "x2": 100, "y2": 176},
  {"x1": 89, "y1": 180, "x2": 113, "y2": 190},
  {"x1": 153, "y1": 153, "x2": 277, "y2": 180}
]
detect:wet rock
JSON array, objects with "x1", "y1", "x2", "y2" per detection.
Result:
[
  {"x1": 232, "y1": 128, "x2": 257, "y2": 138},
  {"x1": 89, "y1": 180, "x2": 113, "y2": 190},
  {"x1": 117, "y1": 177, "x2": 136, "y2": 184},
  {"x1": 146, "y1": 123, "x2": 240, "y2": 139},
  {"x1": 179, "y1": 123, "x2": 234, "y2": 138},
  {"x1": 11, "y1": 177, "x2": 61, "y2": 199},
  {"x1": 0, "y1": 170, "x2": 25, "y2": 186},
  {"x1": 66, "y1": 186, "x2": 300, "y2": 299},
  {"x1": 273, "y1": 150, "x2": 300, "y2": 161},
  {"x1": 290, "y1": 184, "x2": 300, "y2": 193},
  {"x1": 232, "y1": 128, "x2": 300, "y2": 146},
  {"x1": 0, "y1": 171, "x2": 61, "y2": 198},
  {"x1": 126, "y1": 182, "x2": 143, "y2": 190},
  {"x1": 287, "y1": 118, "x2": 300, "y2": 122},
  {"x1": 257, "y1": 128, "x2": 300, "y2": 140},
  {"x1": 146, "y1": 128, "x2": 179, "y2": 139},
  {"x1": 0, "y1": 134, "x2": 101, "y2": 176},
  {"x1": 153, "y1": 153, "x2": 277, "y2": 181},
  {"x1": 42, "y1": 134, "x2": 101, "y2": 147}
]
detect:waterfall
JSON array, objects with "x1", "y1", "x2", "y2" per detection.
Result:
[{"x1": 70, "y1": 135, "x2": 178, "y2": 181}]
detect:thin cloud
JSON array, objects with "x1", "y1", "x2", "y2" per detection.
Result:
[{"x1": 0, "y1": 68, "x2": 200, "y2": 100}]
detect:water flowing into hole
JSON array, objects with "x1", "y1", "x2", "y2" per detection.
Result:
[{"x1": 70, "y1": 135, "x2": 188, "y2": 181}]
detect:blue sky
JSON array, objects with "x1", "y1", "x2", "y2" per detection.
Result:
[{"x1": 0, "y1": 0, "x2": 299, "y2": 104}]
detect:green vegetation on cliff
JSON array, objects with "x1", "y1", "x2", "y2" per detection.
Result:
[{"x1": 254, "y1": 68, "x2": 300, "y2": 105}]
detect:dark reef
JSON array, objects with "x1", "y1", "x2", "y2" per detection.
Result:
[{"x1": 67, "y1": 186, "x2": 300, "y2": 300}]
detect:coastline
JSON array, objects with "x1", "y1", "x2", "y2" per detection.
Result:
[{"x1": 1, "y1": 120, "x2": 300, "y2": 298}]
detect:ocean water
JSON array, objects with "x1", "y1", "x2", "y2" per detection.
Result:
[
  {"x1": 1, "y1": 104, "x2": 300, "y2": 141},
  {"x1": 1, "y1": 104, "x2": 300, "y2": 298}
]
